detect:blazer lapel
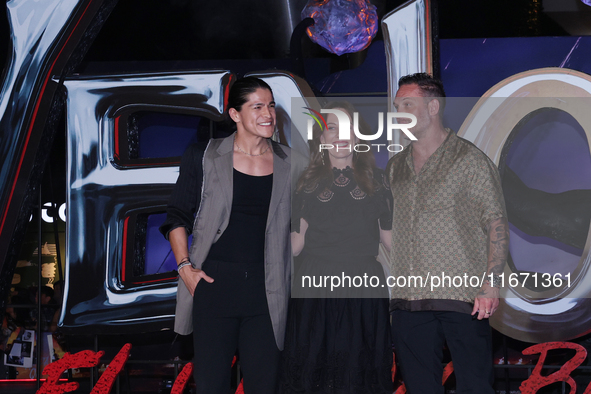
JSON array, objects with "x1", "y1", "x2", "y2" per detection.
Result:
[
  {"x1": 213, "y1": 134, "x2": 235, "y2": 213},
  {"x1": 267, "y1": 142, "x2": 290, "y2": 228}
]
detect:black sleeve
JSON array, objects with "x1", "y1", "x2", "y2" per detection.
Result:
[
  {"x1": 291, "y1": 190, "x2": 305, "y2": 233},
  {"x1": 159, "y1": 143, "x2": 207, "y2": 240},
  {"x1": 377, "y1": 169, "x2": 393, "y2": 231}
]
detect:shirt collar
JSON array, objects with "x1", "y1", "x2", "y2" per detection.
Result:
[{"x1": 405, "y1": 128, "x2": 455, "y2": 175}]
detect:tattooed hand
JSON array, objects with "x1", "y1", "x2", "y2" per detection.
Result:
[{"x1": 472, "y1": 217, "x2": 509, "y2": 320}]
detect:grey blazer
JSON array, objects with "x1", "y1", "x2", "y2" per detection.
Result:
[{"x1": 174, "y1": 133, "x2": 294, "y2": 350}]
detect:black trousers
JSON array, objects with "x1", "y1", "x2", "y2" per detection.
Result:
[
  {"x1": 391, "y1": 310, "x2": 495, "y2": 394},
  {"x1": 192, "y1": 260, "x2": 281, "y2": 394}
]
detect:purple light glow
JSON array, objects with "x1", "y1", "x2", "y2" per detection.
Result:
[{"x1": 302, "y1": 0, "x2": 378, "y2": 56}]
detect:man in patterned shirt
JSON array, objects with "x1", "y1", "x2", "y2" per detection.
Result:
[{"x1": 386, "y1": 73, "x2": 509, "y2": 394}]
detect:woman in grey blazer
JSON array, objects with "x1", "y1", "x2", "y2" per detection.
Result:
[{"x1": 160, "y1": 77, "x2": 293, "y2": 393}]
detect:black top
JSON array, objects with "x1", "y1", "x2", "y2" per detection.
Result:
[
  {"x1": 293, "y1": 167, "x2": 392, "y2": 260},
  {"x1": 159, "y1": 140, "x2": 287, "y2": 240},
  {"x1": 207, "y1": 169, "x2": 273, "y2": 263}
]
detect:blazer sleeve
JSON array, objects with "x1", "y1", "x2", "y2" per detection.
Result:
[{"x1": 159, "y1": 143, "x2": 206, "y2": 240}]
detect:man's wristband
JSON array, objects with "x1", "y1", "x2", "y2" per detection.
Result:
[{"x1": 177, "y1": 261, "x2": 192, "y2": 272}]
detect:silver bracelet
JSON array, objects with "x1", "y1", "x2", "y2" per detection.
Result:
[{"x1": 177, "y1": 261, "x2": 192, "y2": 272}]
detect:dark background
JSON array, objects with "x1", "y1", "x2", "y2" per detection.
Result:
[{"x1": 0, "y1": 0, "x2": 573, "y2": 79}]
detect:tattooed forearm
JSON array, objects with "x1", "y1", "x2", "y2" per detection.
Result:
[{"x1": 486, "y1": 217, "x2": 509, "y2": 275}]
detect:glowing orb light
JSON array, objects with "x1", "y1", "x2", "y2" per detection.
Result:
[
  {"x1": 302, "y1": 0, "x2": 378, "y2": 56},
  {"x1": 583, "y1": 0, "x2": 591, "y2": 6}
]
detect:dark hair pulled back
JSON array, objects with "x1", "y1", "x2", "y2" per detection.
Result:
[{"x1": 227, "y1": 77, "x2": 273, "y2": 115}]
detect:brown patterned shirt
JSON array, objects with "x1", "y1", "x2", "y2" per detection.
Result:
[{"x1": 386, "y1": 130, "x2": 507, "y2": 312}]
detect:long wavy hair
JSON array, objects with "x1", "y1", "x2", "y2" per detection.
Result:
[{"x1": 296, "y1": 101, "x2": 379, "y2": 196}]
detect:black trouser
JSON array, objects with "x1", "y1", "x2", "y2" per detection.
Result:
[
  {"x1": 192, "y1": 260, "x2": 281, "y2": 393},
  {"x1": 391, "y1": 310, "x2": 495, "y2": 394}
]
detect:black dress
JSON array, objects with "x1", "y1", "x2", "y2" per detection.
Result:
[{"x1": 281, "y1": 167, "x2": 393, "y2": 394}]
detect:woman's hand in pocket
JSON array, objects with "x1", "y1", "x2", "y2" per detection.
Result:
[{"x1": 179, "y1": 266, "x2": 214, "y2": 296}]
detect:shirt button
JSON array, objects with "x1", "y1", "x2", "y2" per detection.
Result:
[{"x1": 217, "y1": 229, "x2": 221, "y2": 234}]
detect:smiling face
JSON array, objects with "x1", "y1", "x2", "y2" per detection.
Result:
[
  {"x1": 320, "y1": 109, "x2": 356, "y2": 165},
  {"x1": 229, "y1": 87, "x2": 276, "y2": 139}
]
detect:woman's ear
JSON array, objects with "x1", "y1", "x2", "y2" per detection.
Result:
[{"x1": 229, "y1": 108, "x2": 240, "y2": 123}]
